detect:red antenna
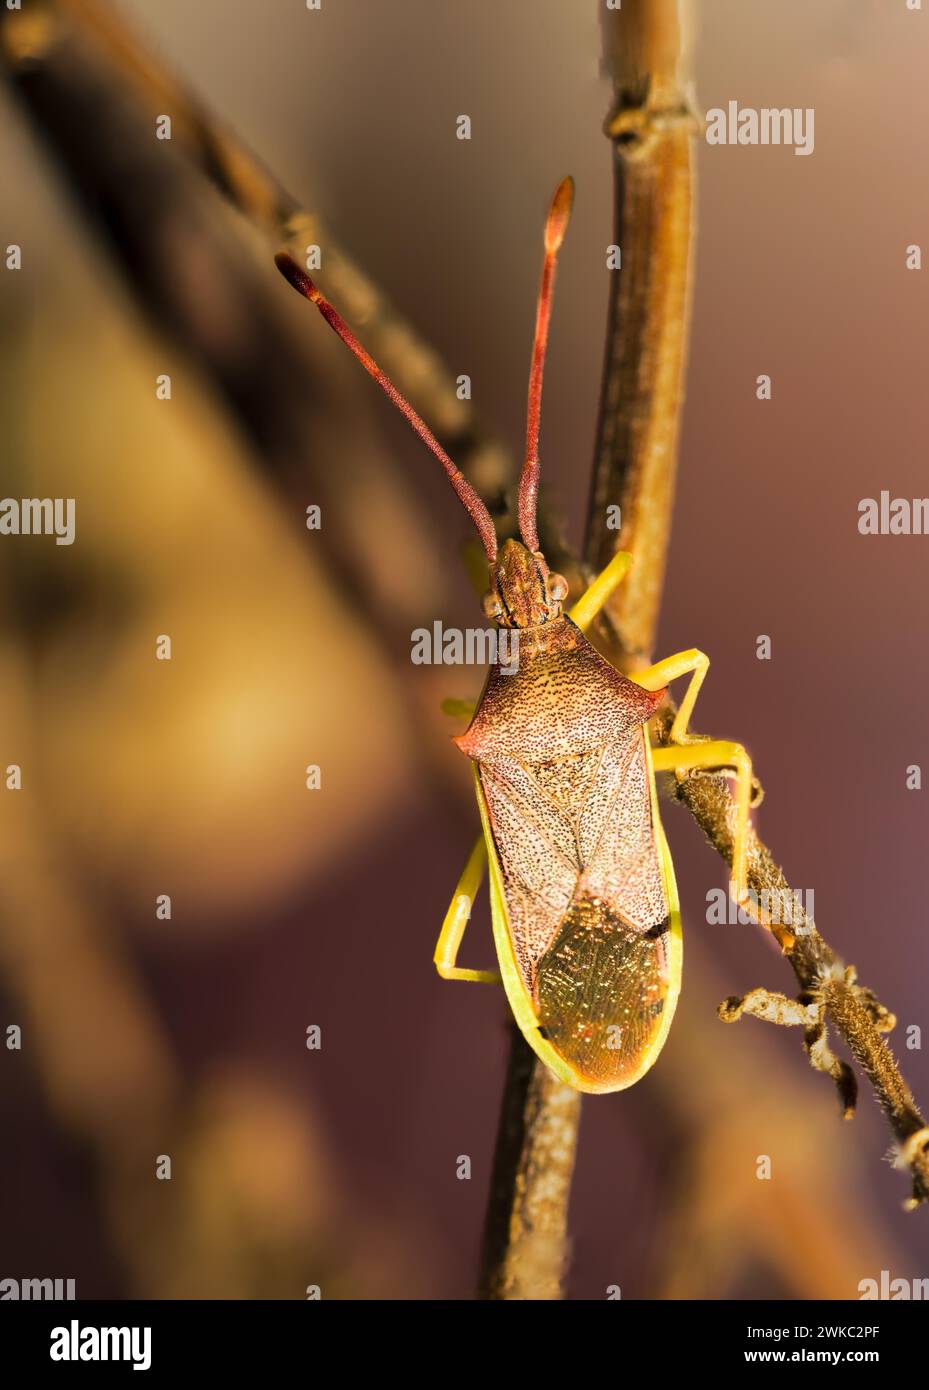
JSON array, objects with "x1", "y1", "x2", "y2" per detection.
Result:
[
  {"x1": 275, "y1": 253, "x2": 498, "y2": 564},
  {"x1": 517, "y1": 176, "x2": 574, "y2": 555}
]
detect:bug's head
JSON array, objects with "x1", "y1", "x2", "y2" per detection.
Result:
[
  {"x1": 275, "y1": 177, "x2": 575, "y2": 619},
  {"x1": 482, "y1": 539, "x2": 568, "y2": 628}
]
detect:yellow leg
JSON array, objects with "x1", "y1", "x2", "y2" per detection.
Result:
[
  {"x1": 632, "y1": 648, "x2": 709, "y2": 745},
  {"x1": 568, "y1": 550, "x2": 633, "y2": 633},
  {"x1": 651, "y1": 739, "x2": 754, "y2": 911},
  {"x1": 635, "y1": 648, "x2": 753, "y2": 907},
  {"x1": 433, "y1": 833, "x2": 499, "y2": 983}
]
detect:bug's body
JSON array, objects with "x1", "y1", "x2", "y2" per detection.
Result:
[
  {"x1": 457, "y1": 611, "x2": 681, "y2": 1092},
  {"x1": 276, "y1": 176, "x2": 758, "y2": 1097}
]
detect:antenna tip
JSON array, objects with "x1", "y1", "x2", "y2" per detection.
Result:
[
  {"x1": 544, "y1": 176, "x2": 574, "y2": 253},
  {"x1": 275, "y1": 251, "x2": 321, "y2": 302}
]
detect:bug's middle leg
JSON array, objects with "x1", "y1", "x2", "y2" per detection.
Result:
[
  {"x1": 636, "y1": 650, "x2": 756, "y2": 913},
  {"x1": 651, "y1": 737, "x2": 755, "y2": 910},
  {"x1": 631, "y1": 647, "x2": 710, "y2": 745},
  {"x1": 433, "y1": 833, "x2": 499, "y2": 984}
]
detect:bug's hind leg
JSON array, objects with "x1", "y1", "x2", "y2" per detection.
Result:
[
  {"x1": 651, "y1": 736, "x2": 755, "y2": 919},
  {"x1": 567, "y1": 550, "x2": 633, "y2": 633},
  {"x1": 433, "y1": 833, "x2": 500, "y2": 984},
  {"x1": 719, "y1": 986, "x2": 858, "y2": 1118}
]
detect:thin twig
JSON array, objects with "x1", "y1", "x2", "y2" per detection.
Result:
[
  {"x1": 477, "y1": 1025, "x2": 581, "y2": 1300},
  {"x1": 587, "y1": 0, "x2": 698, "y2": 661}
]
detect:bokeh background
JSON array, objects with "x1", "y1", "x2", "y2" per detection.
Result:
[{"x1": 1, "y1": 0, "x2": 927, "y2": 1299}]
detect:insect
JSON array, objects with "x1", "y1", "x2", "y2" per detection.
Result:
[{"x1": 275, "y1": 178, "x2": 758, "y2": 1094}]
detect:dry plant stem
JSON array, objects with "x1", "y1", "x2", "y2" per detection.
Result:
[
  {"x1": 478, "y1": 1024, "x2": 581, "y2": 1300},
  {"x1": 587, "y1": 0, "x2": 697, "y2": 660}
]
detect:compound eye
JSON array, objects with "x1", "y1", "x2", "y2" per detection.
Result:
[
  {"x1": 548, "y1": 573, "x2": 569, "y2": 602},
  {"x1": 482, "y1": 591, "x2": 504, "y2": 620}
]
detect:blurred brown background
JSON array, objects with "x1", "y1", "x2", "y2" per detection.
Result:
[{"x1": 0, "y1": 0, "x2": 927, "y2": 1299}]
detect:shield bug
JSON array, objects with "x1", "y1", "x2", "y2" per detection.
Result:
[{"x1": 275, "y1": 178, "x2": 758, "y2": 1094}]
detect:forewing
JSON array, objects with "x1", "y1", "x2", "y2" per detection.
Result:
[
  {"x1": 480, "y1": 727, "x2": 667, "y2": 972},
  {"x1": 479, "y1": 727, "x2": 676, "y2": 1088},
  {"x1": 579, "y1": 731, "x2": 668, "y2": 932},
  {"x1": 477, "y1": 757, "x2": 578, "y2": 985}
]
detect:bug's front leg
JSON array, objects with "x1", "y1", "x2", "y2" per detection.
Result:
[
  {"x1": 567, "y1": 549, "x2": 633, "y2": 633},
  {"x1": 433, "y1": 833, "x2": 499, "y2": 984}
]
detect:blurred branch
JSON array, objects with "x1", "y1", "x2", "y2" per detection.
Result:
[
  {"x1": 3, "y1": 0, "x2": 513, "y2": 516},
  {"x1": 0, "y1": 0, "x2": 521, "y2": 708},
  {"x1": 0, "y1": 657, "x2": 381, "y2": 1297},
  {"x1": 1, "y1": 1, "x2": 377, "y2": 629}
]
